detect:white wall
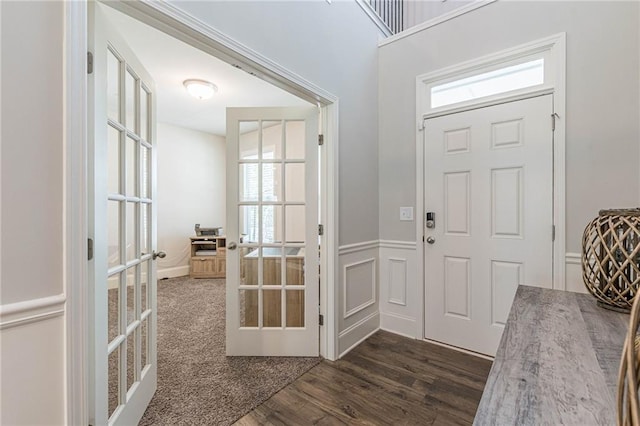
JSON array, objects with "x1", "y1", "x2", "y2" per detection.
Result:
[
  {"x1": 0, "y1": 1, "x2": 66, "y2": 424},
  {"x1": 403, "y1": 0, "x2": 473, "y2": 29},
  {"x1": 157, "y1": 122, "x2": 226, "y2": 278},
  {"x1": 378, "y1": 1, "x2": 640, "y2": 336}
]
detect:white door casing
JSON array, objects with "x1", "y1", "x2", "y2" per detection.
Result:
[
  {"x1": 89, "y1": 3, "x2": 158, "y2": 424},
  {"x1": 424, "y1": 95, "x2": 554, "y2": 356},
  {"x1": 226, "y1": 107, "x2": 320, "y2": 356}
]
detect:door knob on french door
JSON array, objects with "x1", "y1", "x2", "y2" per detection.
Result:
[
  {"x1": 228, "y1": 242, "x2": 237, "y2": 250},
  {"x1": 152, "y1": 250, "x2": 166, "y2": 260},
  {"x1": 426, "y1": 237, "x2": 436, "y2": 244}
]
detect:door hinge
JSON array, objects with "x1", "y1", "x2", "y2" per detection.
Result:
[
  {"x1": 319, "y1": 314, "x2": 324, "y2": 326},
  {"x1": 552, "y1": 225, "x2": 556, "y2": 242},
  {"x1": 318, "y1": 134, "x2": 324, "y2": 146},
  {"x1": 87, "y1": 51, "x2": 93, "y2": 75},
  {"x1": 88, "y1": 238, "x2": 94, "y2": 260},
  {"x1": 551, "y1": 113, "x2": 559, "y2": 131},
  {"x1": 318, "y1": 224, "x2": 324, "y2": 236}
]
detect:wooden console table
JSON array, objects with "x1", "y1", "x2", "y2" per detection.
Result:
[
  {"x1": 189, "y1": 236, "x2": 226, "y2": 279},
  {"x1": 474, "y1": 285, "x2": 628, "y2": 425}
]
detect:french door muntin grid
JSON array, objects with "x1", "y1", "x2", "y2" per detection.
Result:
[
  {"x1": 238, "y1": 119, "x2": 306, "y2": 329},
  {"x1": 106, "y1": 43, "x2": 153, "y2": 416}
]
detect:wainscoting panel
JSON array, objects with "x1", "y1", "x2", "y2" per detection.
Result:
[
  {"x1": 338, "y1": 241, "x2": 380, "y2": 356},
  {"x1": 0, "y1": 296, "x2": 66, "y2": 425},
  {"x1": 379, "y1": 241, "x2": 418, "y2": 338},
  {"x1": 388, "y1": 257, "x2": 407, "y2": 306},
  {"x1": 344, "y1": 258, "x2": 376, "y2": 318},
  {"x1": 566, "y1": 252, "x2": 587, "y2": 294}
]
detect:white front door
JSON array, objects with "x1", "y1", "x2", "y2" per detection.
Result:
[
  {"x1": 226, "y1": 107, "x2": 319, "y2": 356},
  {"x1": 424, "y1": 95, "x2": 554, "y2": 356},
  {"x1": 89, "y1": 3, "x2": 158, "y2": 424}
]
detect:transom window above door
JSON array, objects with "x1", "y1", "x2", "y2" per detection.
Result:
[
  {"x1": 419, "y1": 36, "x2": 562, "y2": 115},
  {"x1": 431, "y1": 58, "x2": 544, "y2": 108}
]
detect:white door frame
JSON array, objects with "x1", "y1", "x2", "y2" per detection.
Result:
[
  {"x1": 415, "y1": 33, "x2": 566, "y2": 341},
  {"x1": 63, "y1": 1, "x2": 340, "y2": 423}
]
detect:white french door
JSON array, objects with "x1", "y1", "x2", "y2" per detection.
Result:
[
  {"x1": 89, "y1": 3, "x2": 158, "y2": 424},
  {"x1": 424, "y1": 95, "x2": 554, "y2": 356},
  {"x1": 226, "y1": 107, "x2": 319, "y2": 356}
]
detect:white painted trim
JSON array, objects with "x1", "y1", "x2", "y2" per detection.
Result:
[
  {"x1": 355, "y1": 0, "x2": 393, "y2": 38},
  {"x1": 379, "y1": 0, "x2": 497, "y2": 47},
  {"x1": 415, "y1": 34, "x2": 567, "y2": 342},
  {"x1": 415, "y1": 88, "x2": 426, "y2": 342},
  {"x1": 417, "y1": 33, "x2": 565, "y2": 116},
  {"x1": 0, "y1": 294, "x2": 66, "y2": 330},
  {"x1": 565, "y1": 252, "x2": 586, "y2": 294},
  {"x1": 422, "y1": 88, "x2": 554, "y2": 121},
  {"x1": 338, "y1": 240, "x2": 379, "y2": 255},
  {"x1": 338, "y1": 311, "x2": 379, "y2": 358},
  {"x1": 380, "y1": 312, "x2": 416, "y2": 339},
  {"x1": 379, "y1": 239, "x2": 417, "y2": 250},
  {"x1": 157, "y1": 265, "x2": 189, "y2": 280},
  {"x1": 64, "y1": 2, "x2": 89, "y2": 424},
  {"x1": 387, "y1": 257, "x2": 407, "y2": 306},
  {"x1": 0, "y1": 310, "x2": 65, "y2": 330},
  {"x1": 566, "y1": 252, "x2": 581, "y2": 265},
  {"x1": 343, "y1": 258, "x2": 377, "y2": 319},
  {"x1": 551, "y1": 34, "x2": 567, "y2": 292},
  {"x1": 321, "y1": 102, "x2": 340, "y2": 361}
]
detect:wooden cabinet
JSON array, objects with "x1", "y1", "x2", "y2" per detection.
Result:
[{"x1": 189, "y1": 236, "x2": 226, "y2": 279}]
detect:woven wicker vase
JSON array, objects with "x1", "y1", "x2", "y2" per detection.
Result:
[{"x1": 582, "y1": 208, "x2": 640, "y2": 312}]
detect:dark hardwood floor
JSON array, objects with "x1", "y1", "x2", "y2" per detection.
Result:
[{"x1": 235, "y1": 330, "x2": 492, "y2": 425}]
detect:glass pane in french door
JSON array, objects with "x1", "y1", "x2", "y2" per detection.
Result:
[
  {"x1": 238, "y1": 120, "x2": 307, "y2": 329},
  {"x1": 104, "y1": 40, "x2": 153, "y2": 420}
]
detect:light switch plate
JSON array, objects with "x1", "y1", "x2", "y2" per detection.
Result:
[{"x1": 400, "y1": 207, "x2": 414, "y2": 221}]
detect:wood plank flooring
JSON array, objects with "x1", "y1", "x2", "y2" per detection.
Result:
[{"x1": 235, "y1": 330, "x2": 492, "y2": 425}]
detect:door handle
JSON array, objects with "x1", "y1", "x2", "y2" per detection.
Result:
[
  {"x1": 426, "y1": 237, "x2": 436, "y2": 244},
  {"x1": 228, "y1": 242, "x2": 237, "y2": 250},
  {"x1": 153, "y1": 250, "x2": 166, "y2": 260}
]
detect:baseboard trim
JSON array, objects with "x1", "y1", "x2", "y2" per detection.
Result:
[
  {"x1": 0, "y1": 294, "x2": 66, "y2": 330},
  {"x1": 565, "y1": 252, "x2": 587, "y2": 294},
  {"x1": 158, "y1": 265, "x2": 190, "y2": 280},
  {"x1": 338, "y1": 311, "x2": 380, "y2": 358},
  {"x1": 380, "y1": 312, "x2": 417, "y2": 339}
]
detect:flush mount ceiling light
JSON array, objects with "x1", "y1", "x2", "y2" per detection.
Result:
[{"x1": 183, "y1": 79, "x2": 218, "y2": 100}]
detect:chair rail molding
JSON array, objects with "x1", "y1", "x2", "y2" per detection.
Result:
[{"x1": 0, "y1": 294, "x2": 66, "y2": 330}]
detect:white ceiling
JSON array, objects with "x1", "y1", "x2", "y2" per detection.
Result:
[{"x1": 103, "y1": 6, "x2": 311, "y2": 136}]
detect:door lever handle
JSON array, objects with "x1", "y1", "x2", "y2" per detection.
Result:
[{"x1": 153, "y1": 250, "x2": 166, "y2": 260}]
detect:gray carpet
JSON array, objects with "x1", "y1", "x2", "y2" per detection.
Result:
[{"x1": 137, "y1": 276, "x2": 321, "y2": 425}]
